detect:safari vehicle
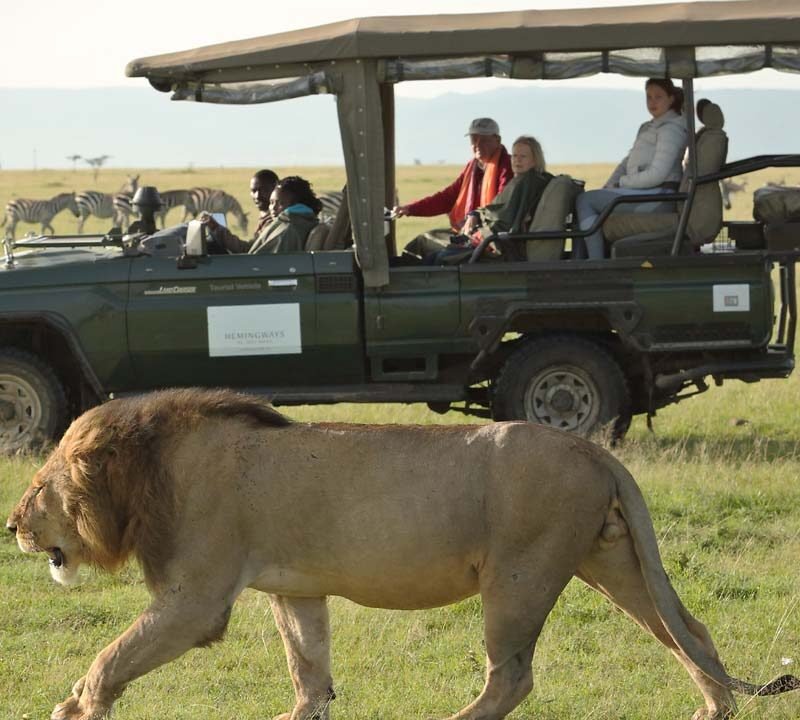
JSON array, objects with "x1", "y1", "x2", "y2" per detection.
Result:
[{"x1": 2, "y1": 0, "x2": 800, "y2": 451}]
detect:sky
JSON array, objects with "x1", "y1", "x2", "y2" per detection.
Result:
[{"x1": 1, "y1": 0, "x2": 797, "y2": 96}]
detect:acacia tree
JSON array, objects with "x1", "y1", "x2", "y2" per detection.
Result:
[{"x1": 84, "y1": 155, "x2": 111, "y2": 181}]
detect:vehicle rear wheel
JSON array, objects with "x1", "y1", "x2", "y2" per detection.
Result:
[
  {"x1": 492, "y1": 335, "x2": 631, "y2": 439},
  {"x1": 0, "y1": 349, "x2": 67, "y2": 453}
]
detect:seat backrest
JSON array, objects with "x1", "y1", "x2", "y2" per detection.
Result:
[
  {"x1": 323, "y1": 185, "x2": 353, "y2": 250},
  {"x1": 526, "y1": 175, "x2": 578, "y2": 261},
  {"x1": 681, "y1": 100, "x2": 728, "y2": 247},
  {"x1": 304, "y1": 222, "x2": 331, "y2": 251}
]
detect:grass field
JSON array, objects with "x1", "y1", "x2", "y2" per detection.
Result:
[
  {"x1": 0, "y1": 165, "x2": 799, "y2": 718},
  {"x1": 2, "y1": 162, "x2": 798, "y2": 244}
]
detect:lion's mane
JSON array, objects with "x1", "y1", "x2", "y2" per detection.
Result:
[{"x1": 57, "y1": 388, "x2": 289, "y2": 588}]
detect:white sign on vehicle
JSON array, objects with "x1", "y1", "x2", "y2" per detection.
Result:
[
  {"x1": 712, "y1": 284, "x2": 750, "y2": 312},
  {"x1": 207, "y1": 303, "x2": 301, "y2": 356}
]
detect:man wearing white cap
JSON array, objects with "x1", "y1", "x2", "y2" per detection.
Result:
[{"x1": 394, "y1": 117, "x2": 513, "y2": 237}]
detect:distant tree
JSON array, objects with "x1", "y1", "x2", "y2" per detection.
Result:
[
  {"x1": 84, "y1": 155, "x2": 111, "y2": 181},
  {"x1": 66, "y1": 154, "x2": 82, "y2": 171}
]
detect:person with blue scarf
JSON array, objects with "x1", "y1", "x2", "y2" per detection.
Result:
[{"x1": 208, "y1": 176, "x2": 322, "y2": 254}]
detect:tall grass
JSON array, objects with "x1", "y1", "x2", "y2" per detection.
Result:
[{"x1": 0, "y1": 165, "x2": 798, "y2": 718}]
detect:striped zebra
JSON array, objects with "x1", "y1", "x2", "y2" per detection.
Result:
[
  {"x1": 76, "y1": 175, "x2": 139, "y2": 233},
  {"x1": 2, "y1": 192, "x2": 79, "y2": 239},
  {"x1": 318, "y1": 190, "x2": 344, "y2": 224},
  {"x1": 154, "y1": 189, "x2": 197, "y2": 228},
  {"x1": 187, "y1": 187, "x2": 248, "y2": 232}
]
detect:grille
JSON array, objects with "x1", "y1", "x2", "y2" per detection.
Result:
[{"x1": 317, "y1": 274, "x2": 355, "y2": 293}]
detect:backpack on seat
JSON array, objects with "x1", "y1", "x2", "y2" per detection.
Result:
[{"x1": 753, "y1": 185, "x2": 800, "y2": 252}]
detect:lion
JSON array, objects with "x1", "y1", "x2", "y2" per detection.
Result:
[{"x1": 6, "y1": 388, "x2": 798, "y2": 720}]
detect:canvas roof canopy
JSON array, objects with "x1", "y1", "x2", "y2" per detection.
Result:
[{"x1": 126, "y1": 0, "x2": 800, "y2": 287}]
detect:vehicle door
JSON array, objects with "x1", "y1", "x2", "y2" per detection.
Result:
[
  {"x1": 363, "y1": 265, "x2": 461, "y2": 381},
  {"x1": 127, "y1": 252, "x2": 321, "y2": 389}
]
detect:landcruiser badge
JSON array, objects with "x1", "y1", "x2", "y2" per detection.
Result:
[{"x1": 144, "y1": 286, "x2": 197, "y2": 296}]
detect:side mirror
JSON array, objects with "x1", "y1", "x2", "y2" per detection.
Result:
[{"x1": 185, "y1": 220, "x2": 208, "y2": 257}]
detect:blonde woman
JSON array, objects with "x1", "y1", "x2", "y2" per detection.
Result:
[
  {"x1": 425, "y1": 135, "x2": 553, "y2": 263},
  {"x1": 465, "y1": 134, "x2": 551, "y2": 240}
]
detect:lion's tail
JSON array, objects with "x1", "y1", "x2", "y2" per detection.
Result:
[{"x1": 611, "y1": 458, "x2": 800, "y2": 698}]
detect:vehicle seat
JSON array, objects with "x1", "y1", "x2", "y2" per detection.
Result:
[
  {"x1": 323, "y1": 185, "x2": 353, "y2": 250},
  {"x1": 526, "y1": 174, "x2": 579, "y2": 261},
  {"x1": 304, "y1": 223, "x2": 331, "y2": 251},
  {"x1": 604, "y1": 100, "x2": 728, "y2": 258}
]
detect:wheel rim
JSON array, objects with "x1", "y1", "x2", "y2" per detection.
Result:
[
  {"x1": 523, "y1": 364, "x2": 601, "y2": 433},
  {"x1": 0, "y1": 373, "x2": 44, "y2": 450}
]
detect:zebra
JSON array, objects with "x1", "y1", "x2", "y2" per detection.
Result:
[
  {"x1": 187, "y1": 187, "x2": 248, "y2": 232},
  {"x1": 316, "y1": 188, "x2": 396, "y2": 224},
  {"x1": 154, "y1": 189, "x2": 197, "y2": 228},
  {"x1": 76, "y1": 175, "x2": 139, "y2": 233},
  {"x1": 720, "y1": 178, "x2": 748, "y2": 211},
  {"x1": 2, "y1": 192, "x2": 79, "y2": 239},
  {"x1": 318, "y1": 190, "x2": 344, "y2": 224}
]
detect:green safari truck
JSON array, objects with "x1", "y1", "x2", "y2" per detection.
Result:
[{"x1": 1, "y1": 0, "x2": 799, "y2": 451}]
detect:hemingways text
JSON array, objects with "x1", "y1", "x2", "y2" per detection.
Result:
[{"x1": 207, "y1": 304, "x2": 302, "y2": 356}]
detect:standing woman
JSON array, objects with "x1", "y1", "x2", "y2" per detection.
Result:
[{"x1": 574, "y1": 77, "x2": 688, "y2": 259}]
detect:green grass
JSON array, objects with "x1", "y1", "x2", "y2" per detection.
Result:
[
  {"x1": 2, "y1": 377, "x2": 799, "y2": 719},
  {"x1": 1, "y1": 165, "x2": 799, "y2": 718}
]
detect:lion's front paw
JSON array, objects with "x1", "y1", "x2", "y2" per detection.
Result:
[{"x1": 51, "y1": 696, "x2": 108, "y2": 720}]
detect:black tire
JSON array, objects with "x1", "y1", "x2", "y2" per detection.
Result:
[
  {"x1": 0, "y1": 349, "x2": 67, "y2": 453},
  {"x1": 492, "y1": 335, "x2": 631, "y2": 439}
]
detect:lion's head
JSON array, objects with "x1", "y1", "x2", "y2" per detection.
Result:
[
  {"x1": 7, "y1": 452, "x2": 87, "y2": 585},
  {"x1": 6, "y1": 388, "x2": 289, "y2": 589}
]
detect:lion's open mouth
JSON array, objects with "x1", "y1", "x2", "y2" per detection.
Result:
[{"x1": 48, "y1": 547, "x2": 65, "y2": 568}]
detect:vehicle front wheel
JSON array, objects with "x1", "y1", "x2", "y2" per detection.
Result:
[
  {"x1": 492, "y1": 335, "x2": 631, "y2": 439},
  {"x1": 0, "y1": 349, "x2": 67, "y2": 453}
]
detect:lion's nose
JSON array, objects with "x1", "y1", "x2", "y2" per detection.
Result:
[{"x1": 5, "y1": 521, "x2": 16, "y2": 535}]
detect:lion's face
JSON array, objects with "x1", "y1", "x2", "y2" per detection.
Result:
[{"x1": 6, "y1": 454, "x2": 86, "y2": 585}]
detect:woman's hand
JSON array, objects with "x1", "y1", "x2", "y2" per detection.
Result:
[
  {"x1": 393, "y1": 205, "x2": 411, "y2": 218},
  {"x1": 462, "y1": 214, "x2": 479, "y2": 235}
]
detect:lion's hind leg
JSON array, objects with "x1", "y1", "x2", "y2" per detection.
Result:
[
  {"x1": 577, "y1": 534, "x2": 736, "y2": 720},
  {"x1": 443, "y1": 549, "x2": 579, "y2": 720}
]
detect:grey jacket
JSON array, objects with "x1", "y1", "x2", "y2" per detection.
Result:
[{"x1": 607, "y1": 109, "x2": 688, "y2": 190}]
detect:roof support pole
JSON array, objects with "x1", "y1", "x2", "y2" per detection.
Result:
[
  {"x1": 335, "y1": 60, "x2": 389, "y2": 287},
  {"x1": 672, "y1": 78, "x2": 696, "y2": 255},
  {"x1": 380, "y1": 82, "x2": 397, "y2": 257}
]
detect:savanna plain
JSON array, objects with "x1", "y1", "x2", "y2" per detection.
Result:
[{"x1": 0, "y1": 165, "x2": 798, "y2": 719}]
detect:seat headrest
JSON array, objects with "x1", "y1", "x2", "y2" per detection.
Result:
[{"x1": 697, "y1": 99, "x2": 724, "y2": 130}]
